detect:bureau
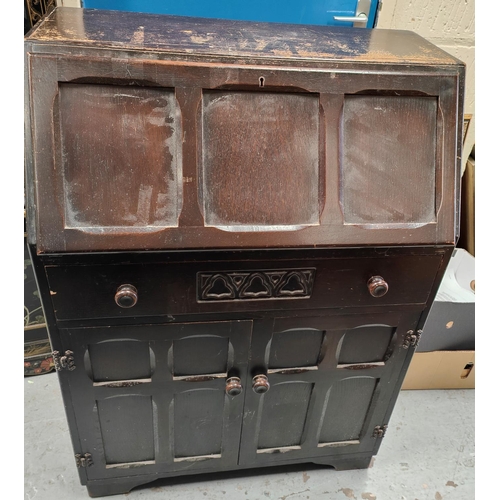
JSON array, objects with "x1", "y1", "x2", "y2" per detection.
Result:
[{"x1": 25, "y1": 8, "x2": 465, "y2": 497}]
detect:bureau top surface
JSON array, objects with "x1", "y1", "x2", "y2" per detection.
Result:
[{"x1": 26, "y1": 7, "x2": 461, "y2": 68}]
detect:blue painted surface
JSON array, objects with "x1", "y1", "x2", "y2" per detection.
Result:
[{"x1": 82, "y1": 1, "x2": 379, "y2": 28}]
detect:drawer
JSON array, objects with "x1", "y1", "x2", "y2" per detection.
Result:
[{"x1": 45, "y1": 254, "x2": 445, "y2": 321}]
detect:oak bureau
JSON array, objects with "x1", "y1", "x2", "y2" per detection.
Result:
[{"x1": 25, "y1": 7, "x2": 465, "y2": 497}]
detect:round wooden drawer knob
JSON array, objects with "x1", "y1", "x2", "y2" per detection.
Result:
[
  {"x1": 115, "y1": 284, "x2": 138, "y2": 308},
  {"x1": 252, "y1": 374, "x2": 270, "y2": 394},
  {"x1": 225, "y1": 377, "x2": 243, "y2": 396},
  {"x1": 367, "y1": 276, "x2": 389, "y2": 298}
]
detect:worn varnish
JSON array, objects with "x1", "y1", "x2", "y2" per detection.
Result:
[
  {"x1": 201, "y1": 90, "x2": 320, "y2": 229},
  {"x1": 25, "y1": 8, "x2": 464, "y2": 498},
  {"x1": 29, "y1": 7, "x2": 460, "y2": 66},
  {"x1": 25, "y1": 7, "x2": 464, "y2": 252},
  {"x1": 59, "y1": 83, "x2": 182, "y2": 230},
  {"x1": 341, "y1": 95, "x2": 438, "y2": 227}
]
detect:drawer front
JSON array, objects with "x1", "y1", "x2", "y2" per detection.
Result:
[{"x1": 45, "y1": 254, "x2": 444, "y2": 321}]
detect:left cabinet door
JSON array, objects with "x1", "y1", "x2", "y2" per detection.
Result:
[{"x1": 58, "y1": 320, "x2": 252, "y2": 481}]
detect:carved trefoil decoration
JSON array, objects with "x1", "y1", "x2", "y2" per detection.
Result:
[{"x1": 198, "y1": 269, "x2": 316, "y2": 301}]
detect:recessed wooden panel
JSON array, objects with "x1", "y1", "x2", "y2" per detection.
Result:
[
  {"x1": 58, "y1": 83, "x2": 182, "y2": 229},
  {"x1": 172, "y1": 336, "x2": 229, "y2": 376},
  {"x1": 339, "y1": 325, "x2": 395, "y2": 364},
  {"x1": 257, "y1": 382, "x2": 313, "y2": 449},
  {"x1": 319, "y1": 377, "x2": 377, "y2": 443},
  {"x1": 88, "y1": 339, "x2": 152, "y2": 382},
  {"x1": 173, "y1": 389, "x2": 224, "y2": 458},
  {"x1": 97, "y1": 395, "x2": 155, "y2": 465},
  {"x1": 268, "y1": 329, "x2": 324, "y2": 369},
  {"x1": 201, "y1": 90, "x2": 320, "y2": 230},
  {"x1": 341, "y1": 95, "x2": 437, "y2": 226}
]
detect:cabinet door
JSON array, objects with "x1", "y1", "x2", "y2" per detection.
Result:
[
  {"x1": 59, "y1": 320, "x2": 252, "y2": 481},
  {"x1": 238, "y1": 312, "x2": 417, "y2": 466}
]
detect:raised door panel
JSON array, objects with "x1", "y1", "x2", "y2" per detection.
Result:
[
  {"x1": 341, "y1": 95, "x2": 438, "y2": 228},
  {"x1": 97, "y1": 395, "x2": 156, "y2": 466},
  {"x1": 318, "y1": 376, "x2": 378, "y2": 445},
  {"x1": 238, "y1": 313, "x2": 417, "y2": 466},
  {"x1": 256, "y1": 381, "x2": 315, "y2": 451},
  {"x1": 58, "y1": 83, "x2": 182, "y2": 231},
  {"x1": 60, "y1": 321, "x2": 252, "y2": 481},
  {"x1": 201, "y1": 90, "x2": 321, "y2": 231}
]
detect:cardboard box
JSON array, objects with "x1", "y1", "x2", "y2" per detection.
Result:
[
  {"x1": 402, "y1": 351, "x2": 475, "y2": 390},
  {"x1": 417, "y1": 248, "x2": 475, "y2": 352}
]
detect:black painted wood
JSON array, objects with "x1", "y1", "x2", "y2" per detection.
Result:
[{"x1": 44, "y1": 254, "x2": 444, "y2": 321}]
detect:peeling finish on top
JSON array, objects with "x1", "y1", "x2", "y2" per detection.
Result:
[{"x1": 26, "y1": 7, "x2": 462, "y2": 67}]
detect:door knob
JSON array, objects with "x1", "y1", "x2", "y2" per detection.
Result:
[
  {"x1": 225, "y1": 377, "x2": 243, "y2": 396},
  {"x1": 367, "y1": 276, "x2": 389, "y2": 298},
  {"x1": 252, "y1": 374, "x2": 270, "y2": 394},
  {"x1": 115, "y1": 284, "x2": 138, "y2": 308}
]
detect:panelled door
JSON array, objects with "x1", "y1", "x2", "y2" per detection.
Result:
[
  {"x1": 60, "y1": 320, "x2": 252, "y2": 481},
  {"x1": 238, "y1": 312, "x2": 418, "y2": 466}
]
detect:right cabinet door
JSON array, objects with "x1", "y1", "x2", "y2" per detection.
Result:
[{"x1": 238, "y1": 312, "x2": 418, "y2": 466}]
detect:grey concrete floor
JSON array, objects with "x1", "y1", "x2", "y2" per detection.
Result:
[{"x1": 25, "y1": 373, "x2": 474, "y2": 500}]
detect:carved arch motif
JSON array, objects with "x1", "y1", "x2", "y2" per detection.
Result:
[{"x1": 198, "y1": 269, "x2": 315, "y2": 301}]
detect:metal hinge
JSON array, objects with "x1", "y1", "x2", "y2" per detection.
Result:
[
  {"x1": 52, "y1": 350, "x2": 76, "y2": 371},
  {"x1": 373, "y1": 425, "x2": 388, "y2": 438},
  {"x1": 75, "y1": 453, "x2": 93, "y2": 468},
  {"x1": 402, "y1": 330, "x2": 423, "y2": 349}
]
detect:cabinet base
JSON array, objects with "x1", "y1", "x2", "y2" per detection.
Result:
[
  {"x1": 87, "y1": 476, "x2": 157, "y2": 498},
  {"x1": 85, "y1": 455, "x2": 375, "y2": 497},
  {"x1": 313, "y1": 455, "x2": 374, "y2": 470}
]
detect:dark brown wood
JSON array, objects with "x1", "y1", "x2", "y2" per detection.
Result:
[
  {"x1": 27, "y1": 8, "x2": 461, "y2": 67},
  {"x1": 25, "y1": 7, "x2": 464, "y2": 498},
  {"x1": 25, "y1": 8, "x2": 464, "y2": 253},
  {"x1": 58, "y1": 83, "x2": 182, "y2": 231}
]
